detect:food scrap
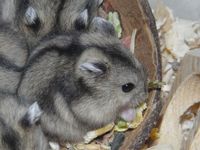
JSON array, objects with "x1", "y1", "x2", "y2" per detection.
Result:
[
  {"x1": 84, "y1": 123, "x2": 115, "y2": 144},
  {"x1": 115, "y1": 103, "x2": 147, "y2": 132},
  {"x1": 73, "y1": 143, "x2": 111, "y2": 150},
  {"x1": 150, "y1": 128, "x2": 160, "y2": 141},
  {"x1": 82, "y1": 103, "x2": 147, "y2": 147},
  {"x1": 148, "y1": 80, "x2": 166, "y2": 90},
  {"x1": 108, "y1": 11, "x2": 122, "y2": 38}
]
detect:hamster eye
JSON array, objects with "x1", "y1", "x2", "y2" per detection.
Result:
[{"x1": 122, "y1": 83, "x2": 135, "y2": 93}]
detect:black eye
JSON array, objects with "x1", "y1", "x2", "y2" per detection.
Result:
[{"x1": 122, "y1": 83, "x2": 135, "y2": 93}]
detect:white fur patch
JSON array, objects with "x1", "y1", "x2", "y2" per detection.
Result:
[
  {"x1": 27, "y1": 102, "x2": 42, "y2": 124},
  {"x1": 98, "y1": 0, "x2": 103, "y2": 6},
  {"x1": 80, "y1": 62, "x2": 103, "y2": 74},
  {"x1": 25, "y1": 7, "x2": 38, "y2": 25},
  {"x1": 80, "y1": 9, "x2": 88, "y2": 25},
  {"x1": 49, "y1": 142, "x2": 60, "y2": 150}
]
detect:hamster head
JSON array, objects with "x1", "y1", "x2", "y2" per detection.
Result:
[{"x1": 69, "y1": 17, "x2": 148, "y2": 125}]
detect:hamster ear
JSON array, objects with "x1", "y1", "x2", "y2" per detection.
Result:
[
  {"x1": 20, "y1": 102, "x2": 43, "y2": 128},
  {"x1": 98, "y1": 0, "x2": 103, "y2": 6},
  {"x1": 24, "y1": 6, "x2": 39, "y2": 26},
  {"x1": 89, "y1": 17, "x2": 117, "y2": 36},
  {"x1": 75, "y1": 9, "x2": 89, "y2": 30},
  {"x1": 75, "y1": 0, "x2": 99, "y2": 30},
  {"x1": 79, "y1": 61, "x2": 107, "y2": 76}
]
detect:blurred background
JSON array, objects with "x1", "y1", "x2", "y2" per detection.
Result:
[{"x1": 148, "y1": 0, "x2": 200, "y2": 21}]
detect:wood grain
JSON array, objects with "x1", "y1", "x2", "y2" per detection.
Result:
[
  {"x1": 190, "y1": 127, "x2": 200, "y2": 150},
  {"x1": 157, "y1": 74, "x2": 200, "y2": 150},
  {"x1": 107, "y1": 0, "x2": 161, "y2": 80},
  {"x1": 162, "y1": 49, "x2": 200, "y2": 114},
  {"x1": 106, "y1": 0, "x2": 162, "y2": 149}
]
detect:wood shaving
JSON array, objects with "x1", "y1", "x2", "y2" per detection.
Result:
[
  {"x1": 153, "y1": 0, "x2": 200, "y2": 97},
  {"x1": 130, "y1": 29, "x2": 137, "y2": 54},
  {"x1": 180, "y1": 102, "x2": 200, "y2": 138}
]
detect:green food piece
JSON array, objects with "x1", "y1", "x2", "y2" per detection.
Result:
[
  {"x1": 116, "y1": 121, "x2": 128, "y2": 128},
  {"x1": 108, "y1": 12, "x2": 122, "y2": 38},
  {"x1": 148, "y1": 80, "x2": 166, "y2": 89}
]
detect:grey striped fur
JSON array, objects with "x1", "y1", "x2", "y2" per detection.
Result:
[
  {"x1": 0, "y1": 0, "x2": 99, "y2": 49},
  {"x1": 0, "y1": 24, "x2": 28, "y2": 94}
]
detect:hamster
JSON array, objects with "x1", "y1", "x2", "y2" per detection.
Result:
[
  {"x1": 0, "y1": 94, "x2": 49, "y2": 150},
  {"x1": 18, "y1": 18, "x2": 148, "y2": 143},
  {"x1": 0, "y1": 0, "x2": 99, "y2": 50}
]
